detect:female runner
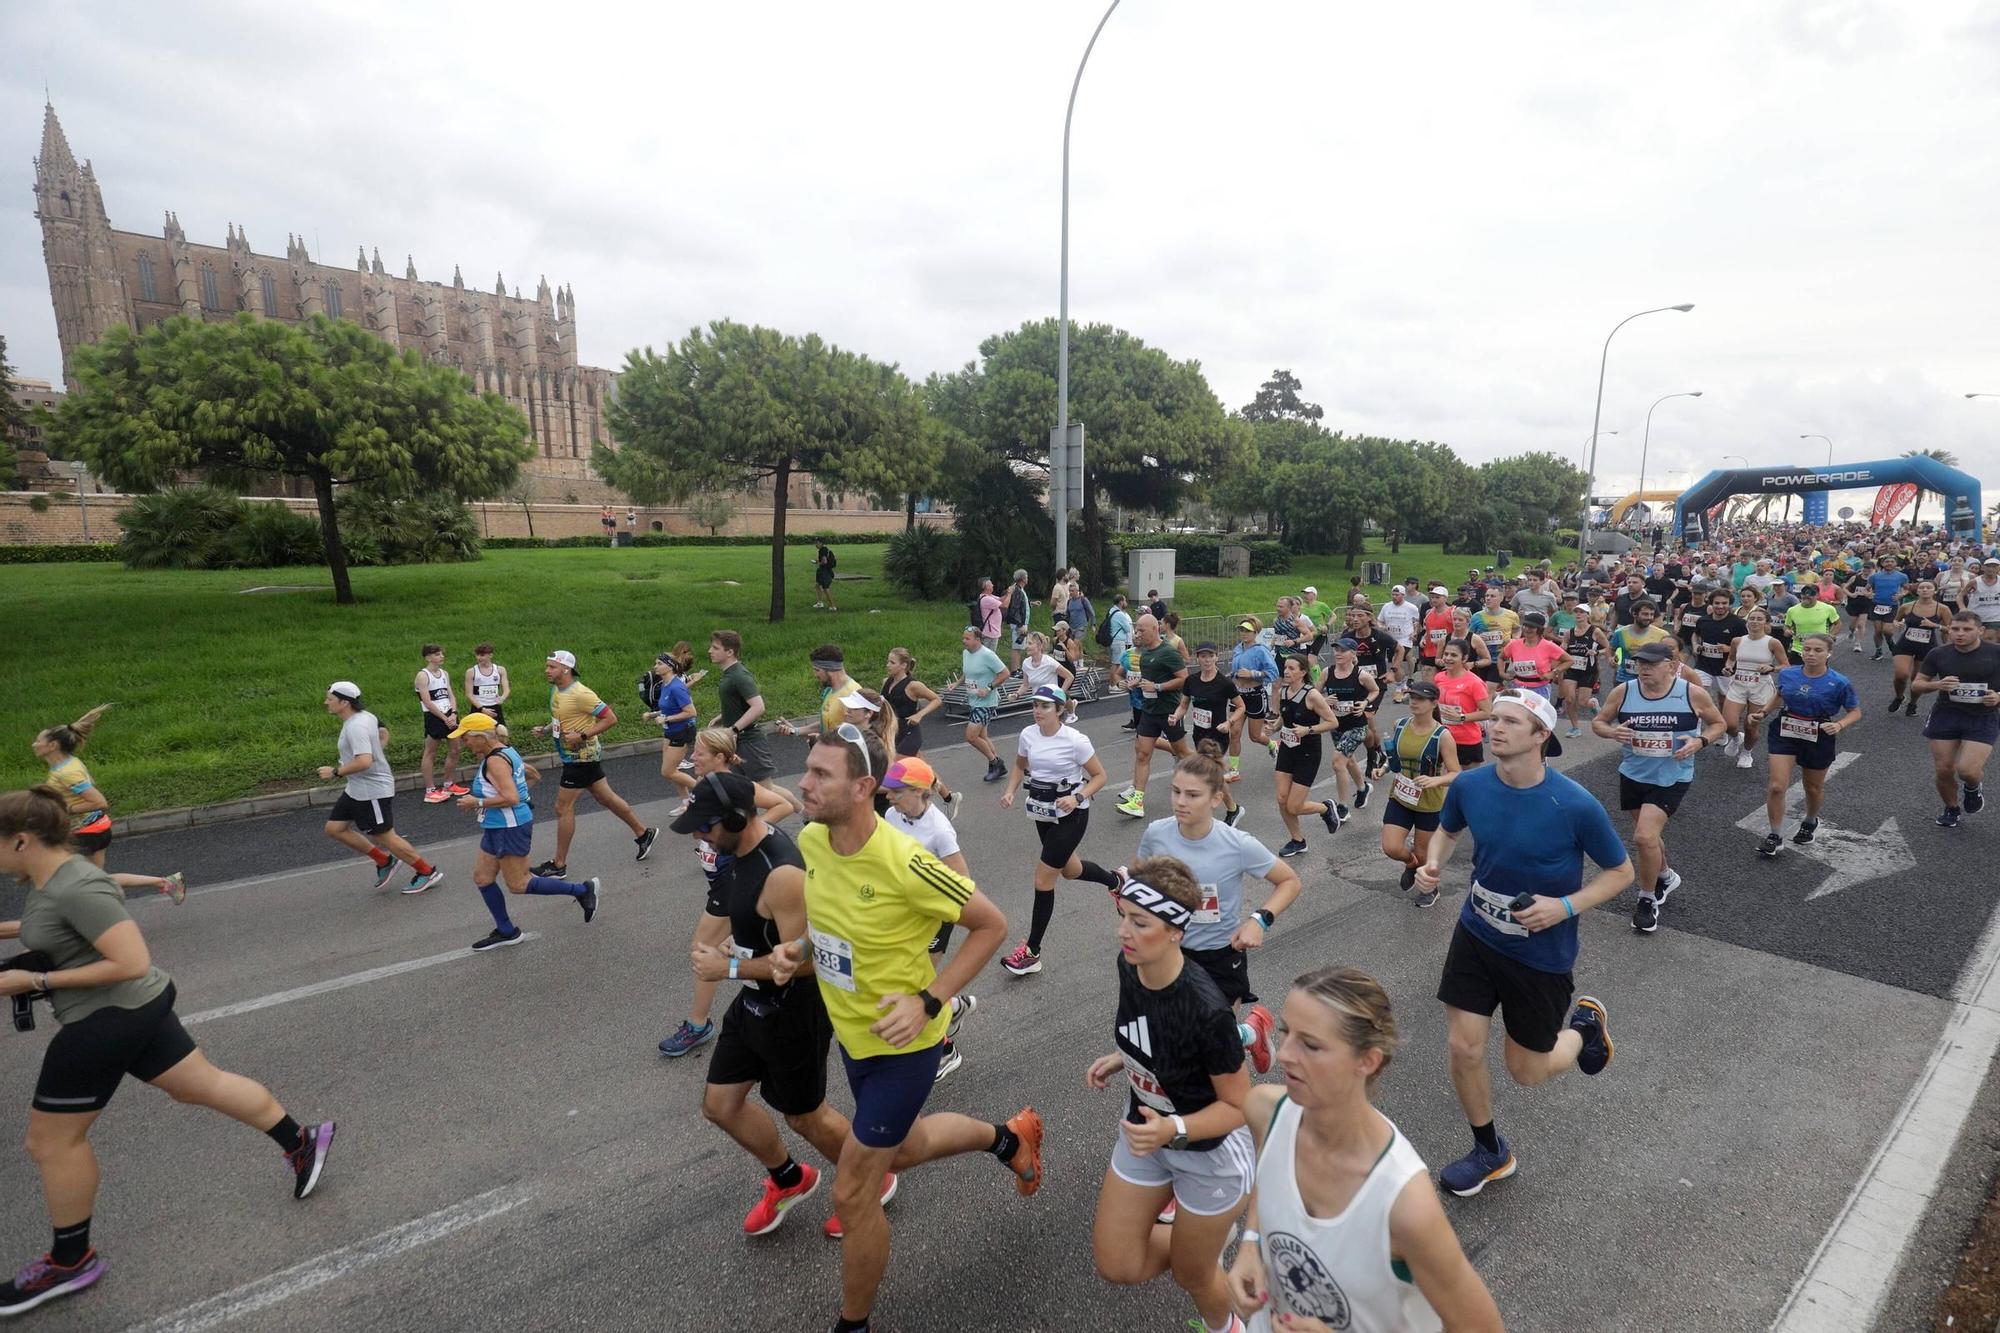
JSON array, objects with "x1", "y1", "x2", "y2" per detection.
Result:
[
  {"x1": 997, "y1": 685, "x2": 1119, "y2": 977},
  {"x1": 1270, "y1": 655, "x2": 1343, "y2": 860},
  {"x1": 32, "y1": 708, "x2": 183, "y2": 905},
  {"x1": 1318, "y1": 639, "x2": 1379, "y2": 818},
  {"x1": 1225, "y1": 966, "x2": 1501, "y2": 1332},
  {"x1": 1758, "y1": 634, "x2": 1863, "y2": 856},
  {"x1": 1842, "y1": 564, "x2": 1875, "y2": 652},
  {"x1": 1719, "y1": 607, "x2": 1788, "y2": 770},
  {"x1": 0, "y1": 788, "x2": 332, "y2": 1316},
  {"x1": 1228, "y1": 618, "x2": 1280, "y2": 771},
  {"x1": 656, "y1": 727, "x2": 800, "y2": 1059},
  {"x1": 1086, "y1": 856, "x2": 1254, "y2": 1333},
  {"x1": 1558, "y1": 596, "x2": 1610, "y2": 737},
  {"x1": 1379, "y1": 681, "x2": 1462, "y2": 909},
  {"x1": 1432, "y1": 642, "x2": 1494, "y2": 770},
  {"x1": 1890, "y1": 581, "x2": 1950, "y2": 717},
  {"x1": 641, "y1": 653, "x2": 700, "y2": 804},
  {"x1": 882, "y1": 647, "x2": 960, "y2": 813},
  {"x1": 1180, "y1": 645, "x2": 1246, "y2": 825}
]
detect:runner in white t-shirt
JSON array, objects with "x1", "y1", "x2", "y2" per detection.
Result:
[
  {"x1": 1378, "y1": 589, "x2": 1422, "y2": 691},
  {"x1": 996, "y1": 686, "x2": 1122, "y2": 977}
]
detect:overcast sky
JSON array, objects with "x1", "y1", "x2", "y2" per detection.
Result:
[{"x1": 4, "y1": 0, "x2": 1997, "y2": 512}]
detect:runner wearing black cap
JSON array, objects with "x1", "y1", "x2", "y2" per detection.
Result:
[{"x1": 1380, "y1": 680, "x2": 1462, "y2": 907}]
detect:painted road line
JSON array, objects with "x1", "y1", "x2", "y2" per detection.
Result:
[
  {"x1": 180, "y1": 937, "x2": 538, "y2": 1026},
  {"x1": 1770, "y1": 888, "x2": 2000, "y2": 1332},
  {"x1": 1725, "y1": 751, "x2": 1917, "y2": 898},
  {"x1": 122, "y1": 1184, "x2": 537, "y2": 1333}
]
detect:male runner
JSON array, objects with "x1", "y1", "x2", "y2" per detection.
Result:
[
  {"x1": 1592, "y1": 641, "x2": 1726, "y2": 933},
  {"x1": 1117, "y1": 613, "x2": 1190, "y2": 818},
  {"x1": 1341, "y1": 605, "x2": 1402, "y2": 777},
  {"x1": 530, "y1": 650, "x2": 657, "y2": 877},
  {"x1": 781, "y1": 728, "x2": 1042, "y2": 1333},
  {"x1": 1378, "y1": 586, "x2": 1422, "y2": 691},
  {"x1": 959, "y1": 626, "x2": 1012, "y2": 782},
  {"x1": 710, "y1": 630, "x2": 775, "y2": 781},
  {"x1": 1911, "y1": 610, "x2": 2000, "y2": 828},
  {"x1": 775, "y1": 645, "x2": 857, "y2": 740},
  {"x1": 1419, "y1": 585, "x2": 1458, "y2": 680},
  {"x1": 1867, "y1": 555, "x2": 1911, "y2": 660},
  {"x1": 319, "y1": 682, "x2": 443, "y2": 893},
  {"x1": 1415, "y1": 690, "x2": 1632, "y2": 1197},
  {"x1": 1607, "y1": 600, "x2": 1670, "y2": 686},
  {"x1": 1967, "y1": 557, "x2": 2000, "y2": 643}
]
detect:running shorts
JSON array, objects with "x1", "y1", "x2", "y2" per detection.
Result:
[
  {"x1": 1382, "y1": 801, "x2": 1440, "y2": 833},
  {"x1": 707, "y1": 987, "x2": 833, "y2": 1116},
  {"x1": 1618, "y1": 774, "x2": 1690, "y2": 815},
  {"x1": 896, "y1": 724, "x2": 924, "y2": 758},
  {"x1": 71, "y1": 818, "x2": 112, "y2": 856},
  {"x1": 476, "y1": 705, "x2": 507, "y2": 726},
  {"x1": 1435, "y1": 923, "x2": 1573, "y2": 1055},
  {"x1": 662, "y1": 724, "x2": 696, "y2": 747},
  {"x1": 1869, "y1": 603, "x2": 1900, "y2": 623},
  {"x1": 1182, "y1": 944, "x2": 1256, "y2": 1006},
  {"x1": 1136, "y1": 713, "x2": 1185, "y2": 742},
  {"x1": 478, "y1": 826, "x2": 534, "y2": 859},
  {"x1": 1191, "y1": 726, "x2": 1228, "y2": 754},
  {"x1": 1273, "y1": 737, "x2": 1322, "y2": 787},
  {"x1": 968, "y1": 705, "x2": 997, "y2": 727},
  {"x1": 1455, "y1": 741, "x2": 1486, "y2": 768},
  {"x1": 34, "y1": 982, "x2": 196, "y2": 1114},
  {"x1": 815, "y1": 566, "x2": 834, "y2": 589},
  {"x1": 1333, "y1": 726, "x2": 1368, "y2": 757},
  {"x1": 1723, "y1": 677, "x2": 1778, "y2": 707},
  {"x1": 1236, "y1": 689, "x2": 1269, "y2": 721},
  {"x1": 558, "y1": 761, "x2": 607, "y2": 790},
  {"x1": 329, "y1": 793, "x2": 394, "y2": 834},
  {"x1": 736, "y1": 735, "x2": 775, "y2": 781},
  {"x1": 1845, "y1": 595, "x2": 1873, "y2": 618},
  {"x1": 423, "y1": 712, "x2": 454, "y2": 741},
  {"x1": 1034, "y1": 805, "x2": 1092, "y2": 870},
  {"x1": 1765, "y1": 715, "x2": 1838, "y2": 770},
  {"x1": 1109, "y1": 1124, "x2": 1255, "y2": 1216},
  {"x1": 839, "y1": 1043, "x2": 943, "y2": 1148},
  {"x1": 1924, "y1": 709, "x2": 2000, "y2": 746}
]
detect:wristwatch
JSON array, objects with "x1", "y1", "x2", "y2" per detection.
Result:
[
  {"x1": 1168, "y1": 1114, "x2": 1190, "y2": 1151},
  {"x1": 1252, "y1": 909, "x2": 1275, "y2": 930},
  {"x1": 917, "y1": 989, "x2": 943, "y2": 1019}
]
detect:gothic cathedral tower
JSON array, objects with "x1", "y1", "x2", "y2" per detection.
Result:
[{"x1": 33, "y1": 103, "x2": 130, "y2": 384}]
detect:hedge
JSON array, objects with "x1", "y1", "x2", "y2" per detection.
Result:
[
  {"x1": 479, "y1": 531, "x2": 901, "y2": 550},
  {"x1": 1108, "y1": 532, "x2": 1291, "y2": 576},
  {"x1": 0, "y1": 544, "x2": 121, "y2": 564}
]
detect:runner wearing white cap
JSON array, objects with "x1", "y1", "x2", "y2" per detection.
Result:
[
  {"x1": 530, "y1": 650, "x2": 657, "y2": 879},
  {"x1": 318, "y1": 682, "x2": 442, "y2": 893}
]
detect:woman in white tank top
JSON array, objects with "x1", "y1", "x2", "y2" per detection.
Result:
[
  {"x1": 1720, "y1": 608, "x2": 1789, "y2": 766},
  {"x1": 1228, "y1": 967, "x2": 1500, "y2": 1333}
]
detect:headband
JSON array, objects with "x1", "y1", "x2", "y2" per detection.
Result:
[
  {"x1": 810, "y1": 658, "x2": 844, "y2": 673},
  {"x1": 1119, "y1": 880, "x2": 1192, "y2": 930}
]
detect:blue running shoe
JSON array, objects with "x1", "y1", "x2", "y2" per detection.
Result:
[
  {"x1": 1571, "y1": 996, "x2": 1612, "y2": 1075},
  {"x1": 1318, "y1": 804, "x2": 1341, "y2": 836},
  {"x1": 1278, "y1": 839, "x2": 1308, "y2": 858},
  {"x1": 1938, "y1": 808, "x2": 1962, "y2": 829},
  {"x1": 658, "y1": 1020, "x2": 714, "y2": 1057},
  {"x1": 1439, "y1": 1140, "x2": 1516, "y2": 1197},
  {"x1": 371, "y1": 857, "x2": 398, "y2": 889},
  {"x1": 1964, "y1": 784, "x2": 1985, "y2": 816}
]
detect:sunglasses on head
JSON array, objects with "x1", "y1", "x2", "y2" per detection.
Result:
[{"x1": 834, "y1": 721, "x2": 873, "y2": 778}]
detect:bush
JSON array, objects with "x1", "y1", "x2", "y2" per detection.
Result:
[
  {"x1": 116, "y1": 486, "x2": 245, "y2": 569},
  {"x1": 337, "y1": 492, "x2": 481, "y2": 566},
  {"x1": 224, "y1": 501, "x2": 324, "y2": 569},
  {"x1": 0, "y1": 543, "x2": 119, "y2": 564},
  {"x1": 478, "y1": 531, "x2": 904, "y2": 550},
  {"x1": 883, "y1": 525, "x2": 963, "y2": 600}
]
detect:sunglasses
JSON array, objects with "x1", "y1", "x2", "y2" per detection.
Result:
[{"x1": 834, "y1": 721, "x2": 873, "y2": 778}]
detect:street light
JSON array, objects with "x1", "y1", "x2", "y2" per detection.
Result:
[
  {"x1": 1799, "y1": 433, "x2": 1832, "y2": 467},
  {"x1": 66, "y1": 460, "x2": 90, "y2": 542},
  {"x1": 1636, "y1": 391, "x2": 1702, "y2": 524},
  {"x1": 1721, "y1": 454, "x2": 1747, "y2": 469},
  {"x1": 1967, "y1": 393, "x2": 2000, "y2": 398},
  {"x1": 1581, "y1": 304, "x2": 1695, "y2": 549},
  {"x1": 1053, "y1": 0, "x2": 1120, "y2": 577},
  {"x1": 1580, "y1": 430, "x2": 1618, "y2": 470}
]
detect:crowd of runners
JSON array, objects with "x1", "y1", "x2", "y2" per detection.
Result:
[{"x1": 1, "y1": 516, "x2": 1996, "y2": 1329}]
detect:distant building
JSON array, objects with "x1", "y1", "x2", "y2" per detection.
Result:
[{"x1": 4, "y1": 375, "x2": 70, "y2": 491}]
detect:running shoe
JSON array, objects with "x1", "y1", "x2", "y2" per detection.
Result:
[
  {"x1": 472, "y1": 927, "x2": 525, "y2": 952},
  {"x1": 1317, "y1": 804, "x2": 1341, "y2": 836},
  {"x1": 1873, "y1": 649, "x2": 1884, "y2": 661},
  {"x1": 423, "y1": 787, "x2": 451, "y2": 804},
  {"x1": 658, "y1": 1019, "x2": 715, "y2": 1057},
  {"x1": 161, "y1": 871, "x2": 187, "y2": 906},
  {"x1": 743, "y1": 1163, "x2": 820, "y2": 1236},
  {"x1": 1566, "y1": 725, "x2": 1582, "y2": 739},
  {"x1": 531, "y1": 860, "x2": 566, "y2": 877},
  {"x1": 1656, "y1": 867, "x2": 1681, "y2": 902},
  {"x1": 286, "y1": 1121, "x2": 337, "y2": 1199},
  {"x1": 983, "y1": 759, "x2": 1008, "y2": 783},
  {"x1": 1399, "y1": 862, "x2": 1418, "y2": 892},
  {"x1": 371, "y1": 857, "x2": 398, "y2": 888},
  {"x1": 1222, "y1": 805, "x2": 1244, "y2": 828},
  {"x1": 944, "y1": 790, "x2": 965, "y2": 823},
  {"x1": 447, "y1": 783, "x2": 471, "y2": 797},
  {"x1": 403, "y1": 869, "x2": 443, "y2": 895},
  {"x1": 1632, "y1": 893, "x2": 1659, "y2": 934},
  {"x1": 579, "y1": 876, "x2": 602, "y2": 923},
  {"x1": 1965, "y1": 784, "x2": 1986, "y2": 816},
  {"x1": 1887, "y1": 694, "x2": 1903, "y2": 712},
  {"x1": 1570, "y1": 996, "x2": 1613, "y2": 1075},
  {"x1": 1118, "y1": 793, "x2": 1146, "y2": 818},
  {"x1": 1938, "y1": 808, "x2": 1962, "y2": 829},
  {"x1": 1905, "y1": 698, "x2": 1918, "y2": 717},
  {"x1": 932, "y1": 1045, "x2": 963, "y2": 1083},
  {"x1": 1335, "y1": 804, "x2": 1350, "y2": 822},
  {"x1": 1439, "y1": 1140, "x2": 1516, "y2": 1197},
  {"x1": 1243, "y1": 1003, "x2": 1277, "y2": 1075},
  {"x1": 634, "y1": 827, "x2": 659, "y2": 861},
  {"x1": 677, "y1": 757, "x2": 697, "y2": 774},
  {"x1": 1736, "y1": 751, "x2": 1754, "y2": 769},
  {"x1": 0, "y1": 1252, "x2": 106, "y2": 1316},
  {"x1": 822, "y1": 1172, "x2": 898, "y2": 1239},
  {"x1": 1004, "y1": 1107, "x2": 1045, "y2": 1196},
  {"x1": 1353, "y1": 781, "x2": 1373, "y2": 810},
  {"x1": 1000, "y1": 943, "x2": 1042, "y2": 976},
  {"x1": 1758, "y1": 832, "x2": 1784, "y2": 858},
  {"x1": 1414, "y1": 885, "x2": 1441, "y2": 909},
  {"x1": 1121, "y1": 718, "x2": 1140, "y2": 731},
  {"x1": 668, "y1": 801, "x2": 690, "y2": 819},
  {"x1": 1852, "y1": 641, "x2": 1862, "y2": 653},
  {"x1": 1792, "y1": 818, "x2": 1819, "y2": 845},
  {"x1": 946, "y1": 993, "x2": 977, "y2": 1044},
  {"x1": 1156, "y1": 1198, "x2": 1178, "y2": 1225},
  {"x1": 1722, "y1": 732, "x2": 1741, "y2": 757},
  {"x1": 1278, "y1": 839, "x2": 1308, "y2": 858}
]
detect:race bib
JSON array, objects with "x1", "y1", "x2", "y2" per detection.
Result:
[
  {"x1": 1508, "y1": 659, "x2": 1539, "y2": 678},
  {"x1": 1427, "y1": 629, "x2": 1448, "y2": 646},
  {"x1": 1874, "y1": 604, "x2": 1893, "y2": 617},
  {"x1": 1630, "y1": 733, "x2": 1675, "y2": 755},
  {"x1": 1566, "y1": 654, "x2": 1588, "y2": 672},
  {"x1": 1780, "y1": 714, "x2": 1820, "y2": 741},
  {"x1": 697, "y1": 840, "x2": 719, "y2": 877},
  {"x1": 1949, "y1": 683, "x2": 1990, "y2": 704},
  {"x1": 1124, "y1": 1058, "x2": 1175, "y2": 1114},
  {"x1": 1698, "y1": 643, "x2": 1728, "y2": 660},
  {"x1": 1440, "y1": 703, "x2": 1465, "y2": 724},
  {"x1": 1190, "y1": 706, "x2": 1213, "y2": 731},
  {"x1": 1393, "y1": 774, "x2": 1422, "y2": 806},
  {"x1": 1192, "y1": 883, "x2": 1223, "y2": 926},
  {"x1": 1481, "y1": 630, "x2": 1504, "y2": 648},
  {"x1": 1903, "y1": 627, "x2": 1932, "y2": 645},
  {"x1": 1333, "y1": 699, "x2": 1360, "y2": 716},
  {"x1": 1733, "y1": 669, "x2": 1763, "y2": 688},
  {"x1": 808, "y1": 928, "x2": 858, "y2": 992},
  {"x1": 1681, "y1": 613, "x2": 1700, "y2": 628},
  {"x1": 1279, "y1": 727, "x2": 1301, "y2": 748},
  {"x1": 1468, "y1": 880, "x2": 1529, "y2": 938},
  {"x1": 1024, "y1": 793, "x2": 1062, "y2": 822},
  {"x1": 727, "y1": 940, "x2": 756, "y2": 961}
]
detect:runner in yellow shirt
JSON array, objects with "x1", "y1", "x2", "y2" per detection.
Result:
[{"x1": 528, "y1": 650, "x2": 656, "y2": 878}]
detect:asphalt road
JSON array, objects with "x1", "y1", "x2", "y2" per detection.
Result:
[{"x1": 0, "y1": 651, "x2": 1987, "y2": 1332}]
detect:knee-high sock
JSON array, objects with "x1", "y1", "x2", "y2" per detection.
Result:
[
  {"x1": 477, "y1": 882, "x2": 516, "y2": 931},
  {"x1": 1076, "y1": 860, "x2": 1119, "y2": 889},
  {"x1": 526, "y1": 874, "x2": 585, "y2": 897},
  {"x1": 1026, "y1": 888, "x2": 1057, "y2": 953}
]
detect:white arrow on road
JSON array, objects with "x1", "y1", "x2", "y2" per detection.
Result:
[{"x1": 1732, "y1": 750, "x2": 1918, "y2": 899}]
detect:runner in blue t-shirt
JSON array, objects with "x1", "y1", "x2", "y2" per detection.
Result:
[
  {"x1": 1867, "y1": 557, "x2": 1911, "y2": 661},
  {"x1": 1414, "y1": 689, "x2": 1633, "y2": 1200}
]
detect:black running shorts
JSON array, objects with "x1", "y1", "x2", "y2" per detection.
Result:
[
  {"x1": 1182, "y1": 945, "x2": 1256, "y2": 1006},
  {"x1": 423, "y1": 712, "x2": 454, "y2": 741},
  {"x1": 706, "y1": 987, "x2": 833, "y2": 1116},
  {"x1": 558, "y1": 761, "x2": 607, "y2": 790},
  {"x1": 1618, "y1": 774, "x2": 1690, "y2": 815},
  {"x1": 1273, "y1": 738, "x2": 1322, "y2": 788},
  {"x1": 35, "y1": 983, "x2": 196, "y2": 1114},
  {"x1": 329, "y1": 793, "x2": 394, "y2": 835},
  {"x1": 1034, "y1": 805, "x2": 1092, "y2": 870},
  {"x1": 1435, "y1": 923, "x2": 1573, "y2": 1055},
  {"x1": 1136, "y1": 712, "x2": 1185, "y2": 742}
]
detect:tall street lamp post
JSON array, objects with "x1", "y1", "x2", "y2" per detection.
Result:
[
  {"x1": 1636, "y1": 391, "x2": 1702, "y2": 526},
  {"x1": 1799, "y1": 433, "x2": 1832, "y2": 467},
  {"x1": 1581, "y1": 304, "x2": 1694, "y2": 549}
]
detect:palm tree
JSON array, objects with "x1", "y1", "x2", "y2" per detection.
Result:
[{"x1": 1901, "y1": 448, "x2": 1960, "y2": 528}]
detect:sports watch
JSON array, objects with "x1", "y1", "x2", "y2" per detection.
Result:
[{"x1": 917, "y1": 989, "x2": 943, "y2": 1019}]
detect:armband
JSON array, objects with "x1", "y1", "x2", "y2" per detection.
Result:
[
  {"x1": 728, "y1": 957, "x2": 739, "y2": 980},
  {"x1": 1562, "y1": 897, "x2": 1576, "y2": 919}
]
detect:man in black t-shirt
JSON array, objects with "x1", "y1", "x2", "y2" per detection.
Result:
[{"x1": 1912, "y1": 611, "x2": 2000, "y2": 828}]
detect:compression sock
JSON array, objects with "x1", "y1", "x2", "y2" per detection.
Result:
[
  {"x1": 1026, "y1": 889, "x2": 1056, "y2": 954},
  {"x1": 1472, "y1": 1120, "x2": 1501, "y2": 1155},
  {"x1": 988, "y1": 1123, "x2": 1021, "y2": 1163},
  {"x1": 365, "y1": 847, "x2": 393, "y2": 868},
  {"x1": 408, "y1": 857, "x2": 436, "y2": 876},
  {"x1": 50, "y1": 1219, "x2": 90, "y2": 1268},
  {"x1": 1076, "y1": 860, "x2": 1120, "y2": 889},
  {"x1": 266, "y1": 1115, "x2": 305, "y2": 1153},
  {"x1": 526, "y1": 875, "x2": 586, "y2": 897},
  {"x1": 477, "y1": 883, "x2": 515, "y2": 932},
  {"x1": 768, "y1": 1157, "x2": 804, "y2": 1190}
]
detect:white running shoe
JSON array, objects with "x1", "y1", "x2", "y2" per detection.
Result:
[
  {"x1": 1736, "y1": 751, "x2": 1754, "y2": 769},
  {"x1": 1722, "y1": 732, "x2": 1740, "y2": 757}
]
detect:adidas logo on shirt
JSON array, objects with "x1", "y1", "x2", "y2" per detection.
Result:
[{"x1": 1118, "y1": 1017, "x2": 1151, "y2": 1058}]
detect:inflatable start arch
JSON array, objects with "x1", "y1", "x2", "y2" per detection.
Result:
[{"x1": 1674, "y1": 456, "x2": 1984, "y2": 542}]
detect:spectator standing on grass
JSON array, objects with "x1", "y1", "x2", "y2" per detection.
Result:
[
  {"x1": 600, "y1": 506, "x2": 616, "y2": 545},
  {"x1": 625, "y1": 509, "x2": 637, "y2": 538},
  {"x1": 813, "y1": 542, "x2": 840, "y2": 611},
  {"x1": 977, "y1": 578, "x2": 1005, "y2": 653},
  {"x1": 1005, "y1": 569, "x2": 1033, "y2": 672}
]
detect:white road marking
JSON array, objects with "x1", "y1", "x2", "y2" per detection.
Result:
[
  {"x1": 1770, "y1": 874, "x2": 2000, "y2": 1331},
  {"x1": 180, "y1": 937, "x2": 537, "y2": 1026},
  {"x1": 1727, "y1": 751, "x2": 1916, "y2": 898},
  {"x1": 122, "y1": 1184, "x2": 537, "y2": 1333}
]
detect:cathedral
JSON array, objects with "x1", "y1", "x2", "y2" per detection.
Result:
[{"x1": 33, "y1": 102, "x2": 611, "y2": 482}]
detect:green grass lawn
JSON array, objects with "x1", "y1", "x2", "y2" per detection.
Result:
[{"x1": 0, "y1": 539, "x2": 1519, "y2": 813}]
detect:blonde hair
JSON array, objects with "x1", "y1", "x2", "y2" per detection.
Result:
[
  {"x1": 695, "y1": 726, "x2": 741, "y2": 764},
  {"x1": 41, "y1": 703, "x2": 115, "y2": 757},
  {"x1": 1293, "y1": 965, "x2": 1401, "y2": 1089}
]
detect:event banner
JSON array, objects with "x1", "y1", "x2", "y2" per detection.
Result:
[
  {"x1": 1802, "y1": 491, "x2": 1828, "y2": 525},
  {"x1": 1870, "y1": 482, "x2": 1918, "y2": 527}
]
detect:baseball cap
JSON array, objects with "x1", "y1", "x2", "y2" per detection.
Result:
[
  {"x1": 669, "y1": 770, "x2": 756, "y2": 834},
  {"x1": 1030, "y1": 684, "x2": 1068, "y2": 707},
  {"x1": 1984, "y1": 556, "x2": 2000, "y2": 567},
  {"x1": 1195, "y1": 641, "x2": 1219, "y2": 655},
  {"x1": 1521, "y1": 611, "x2": 1548, "y2": 627},
  {"x1": 447, "y1": 713, "x2": 498, "y2": 739},
  {"x1": 883, "y1": 757, "x2": 937, "y2": 790},
  {"x1": 837, "y1": 690, "x2": 879, "y2": 712},
  {"x1": 1429, "y1": 585, "x2": 1450, "y2": 596},
  {"x1": 1492, "y1": 689, "x2": 1560, "y2": 733},
  {"x1": 1333, "y1": 637, "x2": 1360, "y2": 653},
  {"x1": 327, "y1": 680, "x2": 362, "y2": 701},
  {"x1": 1303, "y1": 586, "x2": 1317, "y2": 595},
  {"x1": 1631, "y1": 639, "x2": 1678, "y2": 663},
  {"x1": 1405, "y1": 680, "x2": 1441, "y2": 701},
  {"x1": 546, "y1": 649, "x2": 577, "y2": 669}
]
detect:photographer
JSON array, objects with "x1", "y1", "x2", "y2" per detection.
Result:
[{"x1": 0, "y1": 788, "x2": 334, "y2": 1316}]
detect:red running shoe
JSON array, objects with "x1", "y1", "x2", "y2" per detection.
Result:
[
  {"x1": 1243, "y1": 1003, "x2": 1277, "y2": 1075},
  {"x1": 743, "y1": 1163, "x2": 820, "y2": 1236}
]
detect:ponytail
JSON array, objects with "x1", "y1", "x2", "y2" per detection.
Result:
[{"x1": 42, "y1": 703, "x2": 115, "y2": 756}]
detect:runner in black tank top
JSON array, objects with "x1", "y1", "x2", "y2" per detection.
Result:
[{"x1": 883, "y1": 674, "x2": 922, "y2": 757}]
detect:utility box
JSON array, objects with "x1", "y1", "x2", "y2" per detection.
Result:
[
  {"x1": 1362, "y1": 561, "x2": 1391, "y2": 586},
  {"x1": 1127, "y1": 548, "x2": 1176, "y2": 602},
  {"x1": 1218, "y1": 544, "x2": 1251, "y2": 580}
]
